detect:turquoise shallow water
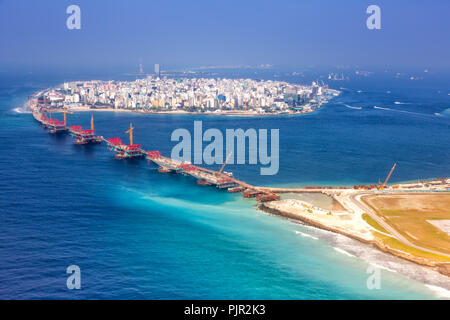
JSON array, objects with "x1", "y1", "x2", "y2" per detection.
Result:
[{"x1": 0, "y1": 71, "x2": 449, "y2": 299}]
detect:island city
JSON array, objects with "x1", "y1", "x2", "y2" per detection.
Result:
[{"x1": 42, "y1": 76, "x2": 340, "y2": 115}]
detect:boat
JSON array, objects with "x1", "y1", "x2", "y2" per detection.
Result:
[{"x1": 158, "y1": 166, "x2": 172, "y2": 173}]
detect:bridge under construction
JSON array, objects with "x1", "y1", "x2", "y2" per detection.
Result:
[
  {"x1": 31, "y1": 101, "x2": 449, "y2": 203},
  {"x1": 31, "y1": 105, "x2": 281, "y2": 203}
]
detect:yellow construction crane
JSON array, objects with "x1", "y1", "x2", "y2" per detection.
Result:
[
  {"x1": 90, "y1": 114, "x2": 95, "y2": 131},
  {"x1": 125, "y1": 122, "x2": 134, "y2": 145},
  {"x1": 379, "y1": 163, "x2": 397, "y2": 190},
  {"x1": 63, "y1": 110, "x2": 73, "y2": 126},
  {"x1": 217, "y1": 151, "x2": 233, "y2": 176}
]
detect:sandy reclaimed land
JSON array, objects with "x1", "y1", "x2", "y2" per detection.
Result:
[
  {"x1": 362, "y1": 193, "x2": 450, "y2": 256},
  {"x1": 260, "y1": 193, "x2": 450, "y2": 277},
  {"x1": 260, "y1": 199, "x2": 374, "y2": 242}
]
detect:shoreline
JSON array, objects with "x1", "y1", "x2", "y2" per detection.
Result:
[
  {"x1": 258, "y1": 202, "x2": 373, "y2": 244},
  {"x1": 37, "y1": 77, "x2": 340, "y2": 118},
  {"x1": 258, "y1": 200, "x2": 450, "y2": 279},
  {"x1": 60, "y1": 106, "x2": 319, "y2": 117},
  {"x1": 257, "y1": 203, "x2": 450, "y2": 294}
]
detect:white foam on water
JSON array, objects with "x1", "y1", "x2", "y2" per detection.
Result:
[
  {"x1": 370, "y1": 263, "x2": 397, "y2": 273},
  {"x1": 283, "y1": 214, "x2": 450, "y2": 293},
  {"x1": 425, "y1": 285, "x2": 450, "y2": 299},
  {"x1": 394, "y1": 101, "x2": 411, "y2": 105},
  {"x1": 333, "y1": 247, "x2": 356, "y2": 258},
  {"x1": 123, "y1": 184, "x2": 450, "y2": 294},
  {"x1": 441, "y1": 108, "x2": 450, "y2": 117},
  {"x1": 343, "y1": 104, "x2": 362, "y2": 110},
  {"x1": 331, "y1": 234, "x2": 450, "y2": 291},
  {"x1": 295, "y1": 230, "x2": 318, "y2": 240},
  {"x1": 13, "y1": 106, "x2": 31, "y2": 114},
  {"x1": 373, "y1": 106, "x2": 435, "y2": 117}
]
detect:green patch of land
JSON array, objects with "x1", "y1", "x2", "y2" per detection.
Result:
[
  {"x1": 373, "y1": 231, "x2": 450, "y2": 263},
  {"x1": 363, "y1": 194, "x2": 450, "y2": 257},
  {"x1": 362, "y1": 213, "x2": 390, "y2": 234}
]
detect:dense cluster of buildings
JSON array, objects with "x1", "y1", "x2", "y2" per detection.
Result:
[{"x1": 45, "y1": 76, "x2": 338, "y2": 114}]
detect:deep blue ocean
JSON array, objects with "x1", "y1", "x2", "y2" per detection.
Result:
[{"x1": 0, "y1": 70, "x2": 449, "y2": 299}]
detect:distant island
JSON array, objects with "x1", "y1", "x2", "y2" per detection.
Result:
[{"x1": 35, "y1": 77, "x2": 340, "y2": 116}]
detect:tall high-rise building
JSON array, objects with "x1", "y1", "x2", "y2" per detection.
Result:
[{"x1": 154, "y1": 64, "x2": 160, "y2": 77}]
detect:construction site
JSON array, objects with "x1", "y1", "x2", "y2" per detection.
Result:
[
  {"x1": 29, "y1": 95, "x2": 450, "y2": 276},
  {"x1": 30, "y1": 94, "x2": 450, "y2": 199},
  {"x1": 31, "y1": 100, "x2": 281, "y2": 203}
]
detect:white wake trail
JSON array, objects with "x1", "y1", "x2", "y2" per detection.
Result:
[{"x1": 373, "y1": 106, "x2": 437, "y2": 117}]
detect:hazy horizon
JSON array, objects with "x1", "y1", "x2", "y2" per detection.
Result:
[{"x1": 1, "y1": 0, "x2": 449, "y2": 71}]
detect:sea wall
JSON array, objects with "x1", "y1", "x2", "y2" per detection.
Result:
[{"x1": 258, "y1": 203, "x2": 372, "y2": 244}]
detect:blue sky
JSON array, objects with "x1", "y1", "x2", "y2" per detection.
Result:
[{"x1": 0, "y1": 0, "x2": 449, "y2": 71}]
